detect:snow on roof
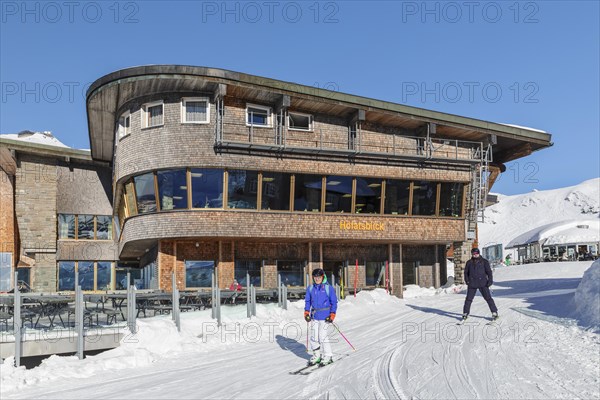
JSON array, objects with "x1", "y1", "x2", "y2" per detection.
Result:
[
  {"x1": 506, "y1": 219, "x2": 600, "y2": 248},
  {"x1": 0, "y1": 130, "x2": 69, "y2": 148},
  {"x1": 499, "y1": 123, "x2": 547, "y2": 133}
]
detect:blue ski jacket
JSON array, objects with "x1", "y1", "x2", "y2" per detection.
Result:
[{"x1": 304, "y1": 282, "x2": 338, "y2": 320}]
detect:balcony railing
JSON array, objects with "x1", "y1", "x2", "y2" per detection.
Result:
[{"x1": 215, "y1": 120, "x2": 486, "y2": 164}]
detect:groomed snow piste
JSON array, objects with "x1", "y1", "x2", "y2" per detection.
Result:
[{"x1": 1, "y1": 261, "x2": 598, "y2": 399}]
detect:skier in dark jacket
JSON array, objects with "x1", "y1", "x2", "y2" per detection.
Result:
[{"x1": 462, "y1": 248, "x2": 498, "y2": 321}]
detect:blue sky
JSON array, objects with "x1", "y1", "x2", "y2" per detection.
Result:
[{"x1": 1, "y1": 0, "x2": 598, "y2": 195}]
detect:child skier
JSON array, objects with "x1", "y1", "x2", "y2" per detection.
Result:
[{"x1": 304, "y1": 268, "x2": 338, "y2": 365}]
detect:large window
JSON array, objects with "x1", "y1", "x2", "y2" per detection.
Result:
[
  {"x1": 366, "y1": 261, "x2": 386, "y2": 286},
  {"x1": 142, "y1": 101, "x2": 164, "y2": 128},
  {"x1": 288, "y1": 112, "x2": 313, "y2": 131},
  {"x1": 58, "y1": 261, "x2": 76, "y2": 291},
  {"x1": 191, "y1": 168, "x2": 224, "y2": 208},
  {"x1": 185, "y1": 261, "x2": 214, "y2": 288},
  {"x1": 157, "y1": 169, "x2": 188, "y2": 210},
  {"x1": 116, "y1": 263, "x2": 141, "y2": 290},
  {"x1": 58, "y1": 214, "x2": 75, "y2": 239},
  {"x1": 325, "y1": 175, "x2": 353, "y2": 213},
  {"x1": 355, "y1": 178, "x2": 382, "y2": 214},
  {"x1": 439, "y1": 182, "x2": 464, "y2": 217},
  {"x1": 261, "y1": 172, "x2": 291, "y2": 211},
  {"x1": 182, "y1": 97, "x2": 209, "y2": 123},
  {"x1": 294, "y1": 174, "x2": 322, "y2": 212},
  {"x1": 277, "y1": 261, "x2": 305, "y2": 287},
  {"x1": 227, "y1": 170, "x2": 258, "y2": 209},
  {"x1": 246, "y1": 104, "x2": 272, "y2": 127},
  {"x1": 96, "y1": 216, "x2": 113, "y2": 240},
  {"x1": 384, "y1": 179, "x2": 410, "y2": 215},
  {"x1": 77, "y1": 215, "x2": 94, "y2": 239},
  {"x1": 235, "y1": 260, "x2": 262, "y2": 287},
  {"x1": 97, "y1": 262, "x2": 112, "y2": 291},
  {"x1": 134, "y1": 173, "x2": 157, "y2": 213},
  {"x1": 412, "y1": 180, "x2": 437, "y2": 216},
  {"x1": 78, "y1": 261, "x2": 94, "y2": 290}
]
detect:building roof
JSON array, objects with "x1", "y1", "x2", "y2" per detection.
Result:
[
  {"x1": 506, "y1": 219, "x2": 600, "y2": 248},
  {"x1": 86, "y1": 65, "x2": 553, "y2": 162}
]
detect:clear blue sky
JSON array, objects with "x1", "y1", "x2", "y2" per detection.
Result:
[{"x1": 1, "y1": 0, "x2": 598, "y2": 195}]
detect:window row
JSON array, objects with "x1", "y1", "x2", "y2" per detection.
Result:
[
  {"x1": 119, "y1": 168, "x2": 464, "y2": 225},
  {"x1": 58, "y1": 214, "x2": 113, "y2": 240},
  {"x1": 57, "y1": 261, "x2": 143, "y2": 291},
  {"x1": 185, "y1": 260, "x2": 387, "y2": 288},
  {"x1": 118, "y1": 100, "x2": 314, "y2": 139},
  {"x1": 118, "y1": 168, "x2": 464, "y2": 225}
]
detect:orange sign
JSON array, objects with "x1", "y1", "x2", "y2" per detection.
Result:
[{"x1": 339, "y1": 221, "x2": 385, "y2": 231}]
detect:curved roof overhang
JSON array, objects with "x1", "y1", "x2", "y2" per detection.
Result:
[{"x1": 87, "y1": 65, "x2": 553, "y2": 163}]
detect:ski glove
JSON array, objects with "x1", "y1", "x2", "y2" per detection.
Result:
[
  {"x1": 325, "y1": 313, "x2": 336, "y2": 323},
  {"x1": 486, "y1": 280, "x2": 493, "y2": 287},
  {"x1": 304, "y1": 311, "x2": 311, "y2": 322}
]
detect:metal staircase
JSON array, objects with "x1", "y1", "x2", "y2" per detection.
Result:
[{"x1": 467, "y1": 144, "x2": 493, "y2": 235}]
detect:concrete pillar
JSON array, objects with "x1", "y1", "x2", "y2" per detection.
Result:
[
  {"x1": 453, "y1": 241, "x2": 474, "y2": 284},
  {"x1": 389, "y1": 244, "x2": 403, "y2": 298}
]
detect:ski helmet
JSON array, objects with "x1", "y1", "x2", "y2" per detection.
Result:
[{"x1": 312, "y1": 268, "x2": 325, "y2": 277}]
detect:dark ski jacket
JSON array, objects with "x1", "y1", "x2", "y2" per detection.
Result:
[{"x1": 464, "y1": 256, "x2": 493, "y2": 288}]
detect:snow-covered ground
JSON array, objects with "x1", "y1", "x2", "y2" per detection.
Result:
[{"x1": 2, "y1": 261, "x2": 598, "y2": 399}]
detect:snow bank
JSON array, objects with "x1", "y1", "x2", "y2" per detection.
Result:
[
  {"x1": 573, "y1": 260, "x2": 600, "y2": 328},
  {"x1": 403, "y1": 284, "x2": 466, "y2": 298}
]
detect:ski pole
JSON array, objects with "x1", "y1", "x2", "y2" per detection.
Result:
[
  {"x1": 332, "y1": 322, "x2": 356, "y2": 351},
  {"x1": 306, "y1": 321, "x2": 309, "y2": 352}
]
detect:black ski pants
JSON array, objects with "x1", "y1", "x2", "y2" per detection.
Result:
[{"x1": 463, "y1": 286, "x2": 498, "y2": 314}]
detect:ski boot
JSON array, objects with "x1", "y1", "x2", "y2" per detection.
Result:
[
  {"x1": 320, "y1": 356, "x2": 334, "y2": 366},
  {"x1": 308, "y1": 349, "x2": 321, "y2": 366},
  {"x1": 491, "y1": 312, "x2": 499, "y2": 321}
]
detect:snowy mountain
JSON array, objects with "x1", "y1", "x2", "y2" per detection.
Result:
[
  {"x1": 479, "y1": 178, "x2": 600, "y2": 256},
  {"x1": 0, "y1": 130, "x2": 70, "y2": 148}
]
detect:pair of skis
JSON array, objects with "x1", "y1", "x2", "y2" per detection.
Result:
[
  {"x1": 289, "y1": 362, "x2": 333, "y2": 375},
  {"x1": 456, "y1": 315, "x2": 499, "y2": 325},
  {"x1": 289, "y1": 354, "x2": 349, "y2": 375}
]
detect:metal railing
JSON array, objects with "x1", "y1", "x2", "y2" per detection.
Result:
[{"x1": 216, "y1": 120, "x2": 485, "y2": 163}]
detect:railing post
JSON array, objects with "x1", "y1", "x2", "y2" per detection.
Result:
[
  {"x1": 251, "y1": 285, "x2": 256, "y2": 317},
  {"x1": 75, "y1": 281, "x2": 84, "y2": 360},
  {"x1": 282, "y1": 285, "x2": 287, "y2": 310},
  {"x1": 210, "y1": 272, "x2": 220, "y2": 319},
  {"x1": 13, "y1": 271, "x2": 21, "y2": 368},
  {"x1": 172, "y1": 272, "x2": 180, "y2": 331},
  {"x1": 277, "y1": 274, "x2": 282, "y2": 307},
  {"x1": 246, "y1": 273, "x2": 251, "y2": 318},
  {"x1": 217, "y1": 286, "x2": 221, "y2": 327}
]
